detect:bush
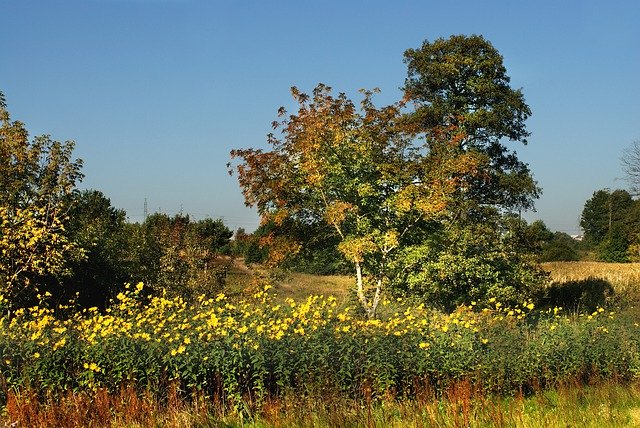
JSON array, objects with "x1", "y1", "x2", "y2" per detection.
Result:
[{"x1": 1, "y1": 285, "x2": 638, "y2": 408}]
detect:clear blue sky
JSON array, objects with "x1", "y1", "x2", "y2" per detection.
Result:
[{"x1": 1, "y1": 0, "x2": 638, "y2": 234}]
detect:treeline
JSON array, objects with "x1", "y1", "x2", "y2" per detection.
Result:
[
  {"x1": 18, "y1": 190, "x2": 235, "y2": 309},
  {"x1": 0, "y1": 90, "x2": 241, "y2": 310},
  {"x1": 580, "y1": 188, "x2": 640, "y2": 262}
]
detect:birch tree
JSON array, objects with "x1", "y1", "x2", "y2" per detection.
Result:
[{"x1": 230, "y1": 84, "x2": 484, "y2": 318}]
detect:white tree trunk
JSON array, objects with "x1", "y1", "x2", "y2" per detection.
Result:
[{"x1": 354, "y1": 261, "x2": 380, "y2": 319}]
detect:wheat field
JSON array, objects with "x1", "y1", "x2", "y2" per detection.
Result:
[{"x1": 543, "y1": 262, "x2": 640, "y2": 295}]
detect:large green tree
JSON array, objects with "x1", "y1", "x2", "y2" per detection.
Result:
[
  {"x1": 55, "y1": 190, "x2": 132, "y2": 308},
  {"x1": 581, "y1": 189, "x2": 633, "y2": 246},
  {"x1": 0, "y1": 91, "x2": 84, "y2": 305},
  {"x1": 385, "y1": 35, "x2": 546, "y2": 306},
  {"x1": 231, "y1": 84, "x2": 484, "y2": 318},
  {"x1": 581, "y1": 188, "x2": 635, "y2": 262},
  {"x1": 402, "y1": 34, "x2": 539, "y2": 212}
]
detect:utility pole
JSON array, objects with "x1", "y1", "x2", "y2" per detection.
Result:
[{"x1": 144, "y1": 198, "x2": 148, "y2": 222}]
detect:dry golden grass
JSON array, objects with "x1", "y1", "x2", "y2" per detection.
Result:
[
  {"x1": 223, "y1": 258, "x2": 352, "y2": 303},
  {"x1": 274, "y1": 272, "x2": 352, "y2": 302},
  {"x1": 7, "y1": 380, "x2": 640, "y2": 428},
  {"x1": 228, "y1": 259, "x2": 640, "y2": 305},
  {"x1": 542, "y1": 261, "x2": 640, "y2": 295}
]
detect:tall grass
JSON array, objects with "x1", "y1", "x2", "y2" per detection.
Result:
[{"x1": 4, "y1": 380, "x2": 640, "y2": 427}]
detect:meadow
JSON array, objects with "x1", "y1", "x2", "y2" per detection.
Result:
[{"x1": 3, "y1": 261, "x2": 640, "y2": 427}]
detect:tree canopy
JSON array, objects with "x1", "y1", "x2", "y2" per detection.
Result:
[
  {"x1": 231, "y1": 84, "x2": 486, "y2": 317},
  {"x1": 402, "y1": 34, "x2": 539, "y2": 212},
  {"x1": 231, "y1": 36, "x2": 544, "y2": 315},
  {"x1": 0, "y1": 91, "x2": 85, "y2": 303}
]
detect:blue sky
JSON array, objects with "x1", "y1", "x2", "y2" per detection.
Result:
[{"x1": 1, "y1": 1, "x2": 638, "y2": 234}]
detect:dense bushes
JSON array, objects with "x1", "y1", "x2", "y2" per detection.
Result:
[{"x1": 2, "y1": 285, "x2": 639, "y2": 408}]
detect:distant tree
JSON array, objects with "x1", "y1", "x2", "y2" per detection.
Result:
[
  {"x1": 625, "y1": 201, "x2": 640, "y2": 261},
  {"x1": 540, "y1": 232, "x2": 580, "y2": 262},
  {"x1": 0, "y1": 91, "x2": 84, "y2": 306},
  {"x1": 229, "y1": 227, "x2": 258, "y2": 260},
  {"x1": 279, "y1": 220, "x2": 351, "y2": 275},
  {"x1": 402, "y1": 34, "x2": 539, "y2": 212},
  {"x1": 54, "y1": 190, "x2": 132, "y2": 308},
  {"x1": 581, "y1": 189, "x2": 633, "y2": 247},
  {"x1": 621, "y1": 140, "x2": 640, "y2": 196},
  {"x1": 129, "y1": 213, "x2": 233, "y2": 298},
  {"x1": 192, "y1": 218, "x2": 233, "y2": 254},
  {"x1": 502, "y1": 217, "x2": 554, "y2": 255},
  {"x1": 598, "y1": 223, "x2": 630, "y2": 263},
  {"x1": 581, "y1": 190, "x2": 611, "y2": 246}
]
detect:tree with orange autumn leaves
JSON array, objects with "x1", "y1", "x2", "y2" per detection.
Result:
[{"x1": 230, "y1": 84, "x2": 486, "y2": 318}]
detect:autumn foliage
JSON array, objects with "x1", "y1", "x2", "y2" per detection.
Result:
[{"x1": 231, "y1": 84, "x2": 486, "y2": 317}]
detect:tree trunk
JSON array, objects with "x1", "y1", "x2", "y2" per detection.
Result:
[{"x1": 354, "y1": 261, "x2": 380, "y2": 319}]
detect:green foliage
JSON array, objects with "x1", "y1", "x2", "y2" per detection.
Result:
[
  {"x1": 541, "y1": 232, "x2": 580, "y2": 262},
  {"x1": 580, "y1": 189, "x2": 639, "y2": 262},
  {"x1": 402, "y1": 34, "x2": 539, "y2": 212},
  {"x1": 255, "y1": 220, "x2": 351, "y2": 275},
  {"x1": 581, "y1": 189, "x2": 633, "y2": 245},
  {"x1": 0, "y1": 288, "x2": 638, "y2": 408},
  {"x1": 599, "y1": 223, "x2": 630, "y2": 263},
  {"x1": 127, "y1": 213, "x2": 233, "y2": 299},
  {"x1": 50, "y1": 190, "x2": 133, "y2": 308},
  {"x1": 391, "y1": 219, "x2": 548, "y2": 310}
]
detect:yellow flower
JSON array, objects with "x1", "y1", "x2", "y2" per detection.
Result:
[
  {"x1": 84, "y1": 362, "x2": 101, "y2": 372},
  {"x1": 419, "y1": 342, "x2": 430, "y2": 349}
]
